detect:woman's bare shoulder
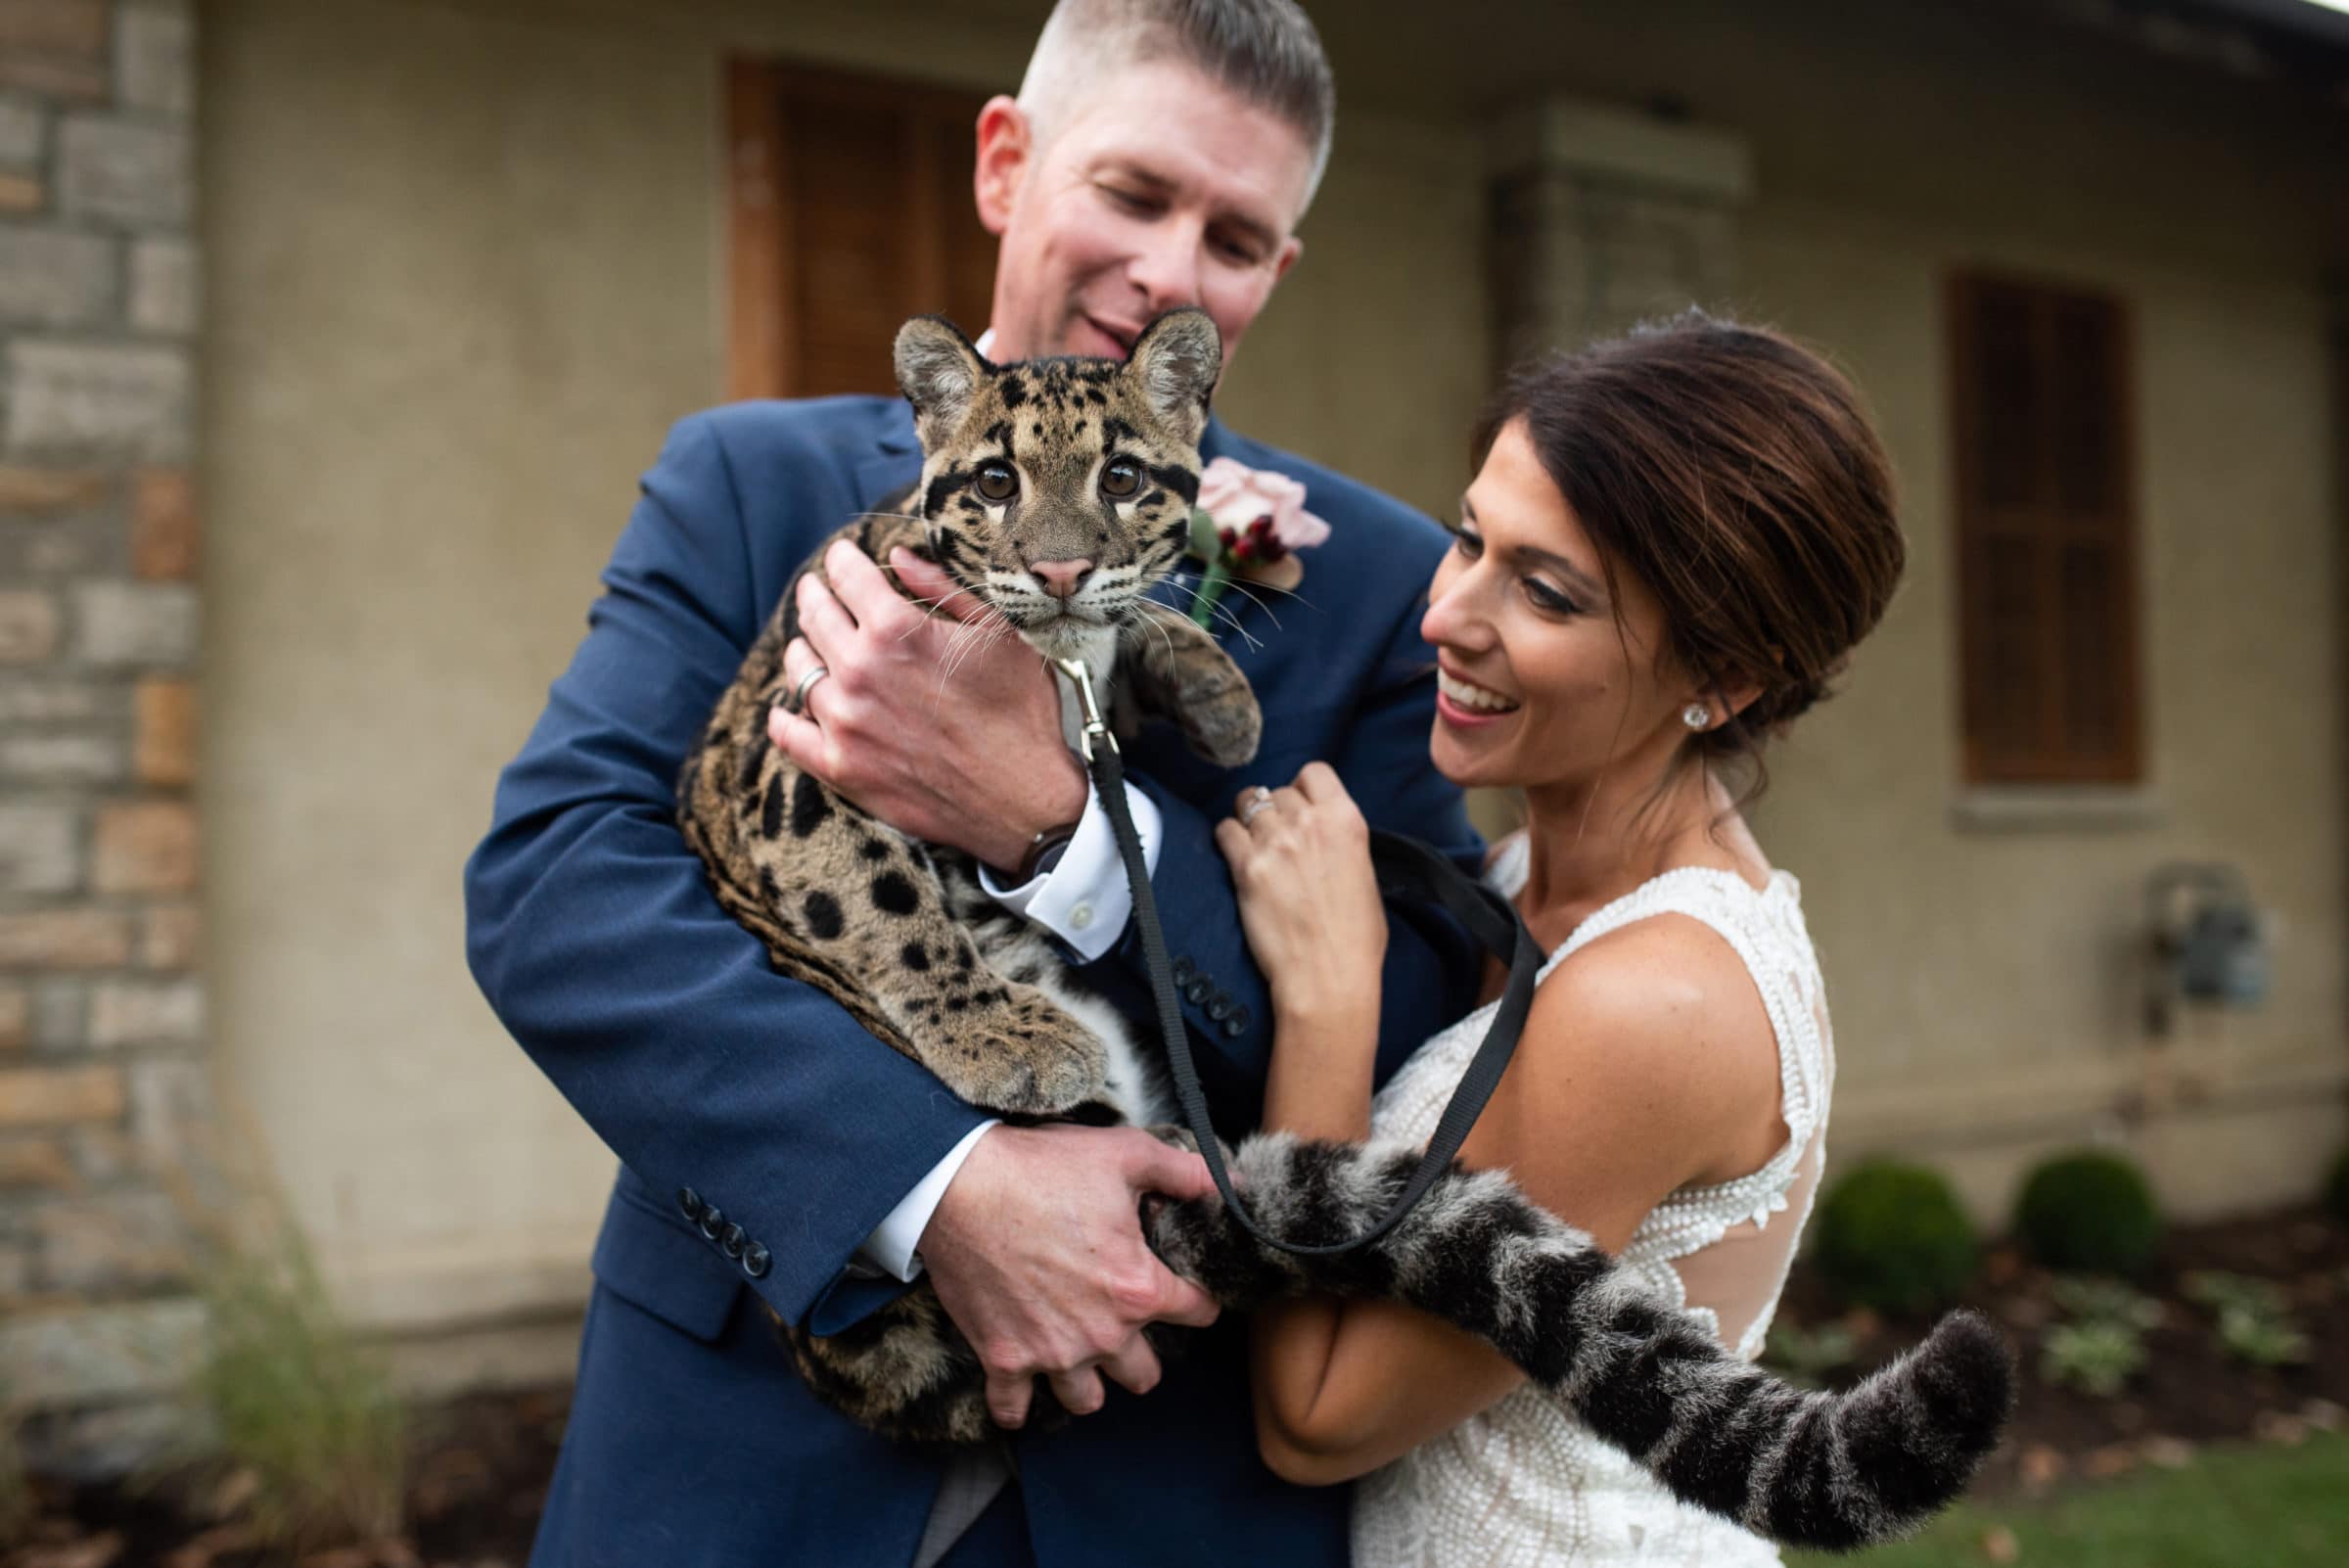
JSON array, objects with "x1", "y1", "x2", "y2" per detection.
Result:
[{"x1": 1513, "y1": 914, "x2": 1783, "y2": 1160}]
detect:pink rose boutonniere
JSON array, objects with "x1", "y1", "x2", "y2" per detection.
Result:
[{"x1": 1184, "y1": 456, "x2": 1331, "y2": 627}]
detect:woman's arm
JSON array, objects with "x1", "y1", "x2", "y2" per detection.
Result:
[{"x1": 1240, "y1": 904, "x2": 1787, "y2": 1485}]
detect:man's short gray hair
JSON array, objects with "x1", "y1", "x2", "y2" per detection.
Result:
[{"x1": 1017, "y1": 0, "x2": 1336, "y2": 213}]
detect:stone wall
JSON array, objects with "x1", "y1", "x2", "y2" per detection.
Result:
[{"x1": 0, "y1": 0, "x2": 207, "y2": 1473}]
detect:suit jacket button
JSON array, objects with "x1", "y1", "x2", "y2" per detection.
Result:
[
  {"x1": 676, "y1": 1187, "x2": 705, "y2": 1221},
  {"x1": 1222, "y1": 1007, "x2": 1251, "y2": 1038},
  {"x1": 1172, "y1": 956, "x2": 1195, "y2": 985},
  {"x1": 1182, "y1": 978, "x2": 1211, "y2": 1004},
  {"x1": 698, "y1": 1206, "x2": 725, "y2": 1242},
  {"x1": 721, "y1": 1222, "x2": 747, "y2": 1260},
  {"x1": 743, "y1": 1242, "x2": 772, "y2": 1279},
  {"x1": 1205, "y1": 994, "x2": 1232, "y2": 1022}
]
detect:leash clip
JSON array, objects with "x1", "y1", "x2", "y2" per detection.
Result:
[{"x1": 1052, "y1": 657, "x2": 1119, "y2": 762}]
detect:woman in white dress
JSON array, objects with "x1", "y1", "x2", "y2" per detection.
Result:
[{"x1": 1217, "y1": 314, "x2": 1904, "y2": 1567}]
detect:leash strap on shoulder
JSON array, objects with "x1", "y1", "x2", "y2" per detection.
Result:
[{"x1": 1056, "y1": 659, "x2": 1543, "y2": 1258}]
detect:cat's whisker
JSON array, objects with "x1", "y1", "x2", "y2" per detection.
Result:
[
  {"x1": 1218, "y1": 576, "x2": 1316, "y2": 621},
  {"x1": 1161, "y1": 577, "x2": 1264, "y2": 651},
  {"x1": 932, "y1": 610, "x2": 1017, "y2": 698},
  {"x1": 897, "y1": 580, "x2": 993, "y2": 642},
  {"x1": 1128, "y1": 601, "x2": 1181, "y2": 669}
]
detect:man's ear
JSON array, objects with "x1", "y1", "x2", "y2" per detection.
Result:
[
  {"x1": 973, "y1": 96, "x2": 1029, "y2": 237},
  {"x1": 1271, "y1": 234, "x2": 1304, "y2": 288},
  {"x1": 1126, "y1": 307, "x2": 1222, "y2": 445},
  {"x1": 894, "y1": 316, "x2": 990, "y2": 446}
]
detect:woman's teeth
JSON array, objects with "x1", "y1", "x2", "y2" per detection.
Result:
[{"x1": 1439, "y1": 670, "x2": 1520, "y2": 714}]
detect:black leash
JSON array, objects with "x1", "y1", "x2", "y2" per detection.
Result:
[{"x1": 1055, "y1": 659, "x2": 1543, "y2": 1257}]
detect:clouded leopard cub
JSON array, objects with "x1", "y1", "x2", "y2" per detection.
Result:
[{"x1": 677, "y1": 309, "x2": 2009, "y2": 1552}]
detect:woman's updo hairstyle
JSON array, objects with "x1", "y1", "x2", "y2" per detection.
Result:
[{"x1": 1473, "y1": 311, "x2": 1905, "y2": 792}]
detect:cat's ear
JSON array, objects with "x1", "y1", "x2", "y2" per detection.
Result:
[
  {"x1": 894, "y1": 316, "x2": 991, "y2": 444},
  {"x1": 1127, "y1": 307, "x2": 1221, "y2": 445}
]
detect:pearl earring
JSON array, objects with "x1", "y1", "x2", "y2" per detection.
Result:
[{"x1": 1681, "y1": 704, "x2": 1711, "y2": 731}]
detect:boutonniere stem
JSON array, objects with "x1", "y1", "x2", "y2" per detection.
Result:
[{"x1": 1184, "y1": 458, "x2": 1331, "y2": 629}]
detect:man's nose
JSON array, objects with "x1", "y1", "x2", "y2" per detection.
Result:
[
  {"x1": 1128, "y1": 224, "x2": 1204, "y2": 315},
  {"x1": 1032, "y1": 558, "x2": 1095, "y2": 600}
]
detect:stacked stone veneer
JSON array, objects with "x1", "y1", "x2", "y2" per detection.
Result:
[
  {"x1": 0, "y1": 0, "x2": 207, "y2": 1473},
  {"x1": 1487, "y1": 97, "x2": 1753, "y2": 368}
]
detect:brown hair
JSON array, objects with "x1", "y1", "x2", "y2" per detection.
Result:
[{"x1": 1473, "y1": 310, "x2": 1905, "y2": 799}]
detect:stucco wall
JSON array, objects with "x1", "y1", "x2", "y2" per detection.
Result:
[
  {"x1": 202, "y1": 0, "x2": 2345, "y2": 1331},
  {"x1": 201, "y1": 0, "x2": 1489, "y2": 1326},
  {"x1": 1738, "y1": 202, "x2": 2345, "y2": 1217}
]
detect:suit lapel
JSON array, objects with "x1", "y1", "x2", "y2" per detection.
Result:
[{"x1": 853, "y1": 404, "x2": 921, "y2": 511}]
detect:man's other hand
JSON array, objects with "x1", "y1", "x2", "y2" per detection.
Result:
[
  {"x1": 919, "y1": 1124, "x2": 1222, "y2": 1429},
  {"x1": 769, "y1": 541, "x2": 1088, "y2": 870}
]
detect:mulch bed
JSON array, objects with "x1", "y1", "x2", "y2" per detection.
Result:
[
  {"x1": 4, "y1": 1388, "x2": 568, "y2": 1568},
  {"x1": 1773, "y1": 1203, "x2": 2349, "y2": 1498},
  {"x1": 7, "y1": 1208, "x2": 2347, "y2": 1564}
]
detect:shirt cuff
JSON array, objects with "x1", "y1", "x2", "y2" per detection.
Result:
[
  {"x1": 976, "y1": 779, "x2": 1164, "y2": 962},
  {"x1": 853, "y1": 1119, "x2": 1000, "y2": 1283}
]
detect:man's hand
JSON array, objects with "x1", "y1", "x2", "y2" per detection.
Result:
[
  {"x1": 919, "y1": 1124, "x2": 1222, "y2": 1430},
  {"x1": 769, "y1": 540, "x2": 1087, "y2": 869}
]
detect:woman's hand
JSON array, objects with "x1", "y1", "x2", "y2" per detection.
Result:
[{"x1": 1215, "y1": 762, "x2": 1386, "y2": 1025}]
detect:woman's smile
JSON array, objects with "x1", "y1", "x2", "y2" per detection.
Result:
[{"x1": 1435, "y1": 665, "x2": 1520, "y2": 725}]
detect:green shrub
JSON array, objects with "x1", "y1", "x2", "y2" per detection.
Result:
[
  {"x1": 1763, "y1": 1321, "x2": 1861, "y2": 1390},
  {"x1": 2184, "y1": 1271, "x2": 2311, "y2": 1367},
  {"x1": 2042, "y1": 1319, "x2": 2146, "y2": 1397},
  {"x1": 189, "y1": 1226, "x2": 408, "y2": 1548},
  {"x1": 1813, "y1": 1162, "x2": 1979, "y2": 1314},
  {"x1": 2013, "y1": 1150, "x2": 2162, "y2": 1275},
  {"x1": 2326, "y1": 1144, "x2": 2349, "y2": 1227},
  {"x1": 2049, "y1": 1274, "x2": 2163, "y2": 1332}
]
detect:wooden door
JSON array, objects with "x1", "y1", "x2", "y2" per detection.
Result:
[{"x1": 727, "y1": 61, "x2": 999, "y2": 400}]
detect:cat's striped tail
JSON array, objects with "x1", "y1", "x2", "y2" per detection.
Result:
[{"x1": 1146, "y1": 1133, "x2": 2012, "y2": 1553}]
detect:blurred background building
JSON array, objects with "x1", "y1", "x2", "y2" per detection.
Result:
[{"x1": 0, "y1": 0, "x2": 2344, "y2": 1468}]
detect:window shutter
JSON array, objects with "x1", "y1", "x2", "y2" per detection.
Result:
[
  {"x1": 1949, "y1": 272, "x2": 2142, "y2": 784},
  {"x1": 727, "y1": 63, "x2": 996, "y2": 400}
]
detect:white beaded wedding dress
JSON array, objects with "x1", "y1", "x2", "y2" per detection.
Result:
[{"x1": 1353, "y1": 833, "x2": 1836, "y2": 1568}]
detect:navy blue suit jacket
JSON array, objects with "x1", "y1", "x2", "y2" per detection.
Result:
[{"x1": 463, "y1": 394, "x2": 1481, "y2": 1567}]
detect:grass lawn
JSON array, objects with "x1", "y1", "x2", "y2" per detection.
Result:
[{"x1": 1788, "y1": 1433, "x2": 2349, "y2": 1567}]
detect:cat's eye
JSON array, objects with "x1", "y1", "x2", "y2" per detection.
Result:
[
  {"x1": 1100, "y1": 460, "x2": 1141, "y2": 499},
  {"x1": 975, "y1": 463, "x2": 1018, "y2": 504}
]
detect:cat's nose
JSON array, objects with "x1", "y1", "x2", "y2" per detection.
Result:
[{"x1": 1031, "y1": 558, "x2": 1095, "y2": 600}]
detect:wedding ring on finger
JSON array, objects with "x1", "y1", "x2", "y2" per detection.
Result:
[
  {"x1": 1238, "y1": 786, "x2": 1275, "y2": 827},
  {"x1": 789, "y1": 664, "x2": 831, "y2": 715}
]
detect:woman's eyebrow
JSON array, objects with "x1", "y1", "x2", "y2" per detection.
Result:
[{"x1": 1461, "y1": 497, "x2": 1608, "y2": 600}]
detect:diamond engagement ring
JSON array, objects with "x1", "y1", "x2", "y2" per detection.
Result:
[
  {"x1": 1238, "y1": 786, "x2": 1274, "y2": 826},
  {"x1": 790, "y1": 665, "x2": 831, "y2": 714}
]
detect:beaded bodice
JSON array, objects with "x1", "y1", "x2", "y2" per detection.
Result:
[{"x1": 1353, "y1": 834, "x2": 1835, "y2": 1568}]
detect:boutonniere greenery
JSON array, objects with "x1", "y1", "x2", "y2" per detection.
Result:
[{"x1": 1183, "y1": 457, "x2": 1331, "y2": 627}]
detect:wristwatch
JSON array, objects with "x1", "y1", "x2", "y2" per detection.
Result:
[{"x1": 1010, "y1": 820, "x2": 1081, "y2": 883}]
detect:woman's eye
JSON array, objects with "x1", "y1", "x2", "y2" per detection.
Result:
[
  {"x1": 1451, "y1": 527, "x2": 1483, "y2": 558},
  {"x1": 1100, "y1": 460, "x2": 1141, "y2": 499},
  {"x1": 976, "y1": 464, "x2": 1018, "y2": 503},
  {"x1": 1525, "y1": 578, "x2": 1578, "y2": 615}
]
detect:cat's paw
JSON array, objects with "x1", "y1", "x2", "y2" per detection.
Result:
[
  {"x1": 943, "y1": 1004, "x2": 1109, "y2": 1118},
  {"x1": 1180, "y1": 685, "x2": 1261, "y2": 767}
]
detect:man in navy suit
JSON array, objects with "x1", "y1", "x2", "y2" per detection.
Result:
[{"x1": 464, "y1": 2, "x2": 1479, "y2": 1562}]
